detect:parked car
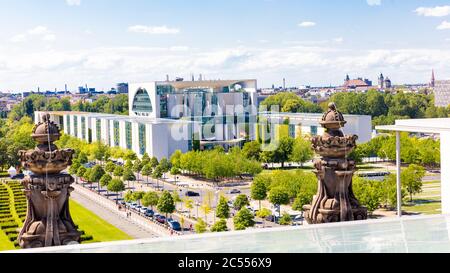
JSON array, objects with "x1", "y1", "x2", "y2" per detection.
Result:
[
  {"x1": 139, "y1": 207, "x2": 148, "y2": 214},
  {"x1": 118, "y1": 200, "x2": 126, "y2": 206},
  {"x1": 144, "y1": 209, "x2": 155, "y2": 218},
  {"x1": 154, "y1": 214, "x2": 166, "y2": 224},
  {"x1": 228, "y1": 189, "x2": 241, "y2": 194},
  {"x1": 185, "y1": 191, "x2": 200, "y2": 197},
  {"x1": 129, "y1": 202, "x2": 138, "y2": 209},
  {"x1": 167, "y1": 220, "x2": 182, "y2": 231},
  {"x1": 135, "y1": 205, "x2": 142, "y2": 211}
]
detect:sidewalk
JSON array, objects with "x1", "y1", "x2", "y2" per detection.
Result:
[{"x1": 72, "y1": 184, "x2": 175, "y2": 237}]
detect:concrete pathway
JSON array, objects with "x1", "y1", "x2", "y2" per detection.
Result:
[{"x1": 71, "y1": 191, "x2": 158, "y2": 239}]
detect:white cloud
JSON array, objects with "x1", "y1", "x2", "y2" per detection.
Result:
[
  {"x1": 367, "y1": 0, "x2": 381, "y2": 6},
  {"x1": 9, "y1": 26, "x2": 56, "y2": 43},
  {"x1": 10, "y1": 34, "x2": 27, "y2": 43},
  {"x1": 437, "y1": 21, "x2": 450, "y2": 30},
  {"x1": 1, "y1": 45, "x2": 450, "y2": 90},
  {"x1": 128, "y1": 25, "x2": 180, "y2": 34},
  {"x1": 66, "y1": 0, "x2": 81, "y2": 6},
  {"x1": 415, "y1": 6, "x2": 450, "y2": 17},
  {"x1": 333, "y1": 37, "x2": 344, "y2": 43},
  {"x1": 298, "y1": 21, "x2": 316, "y2": 27},
  {"x1": 28, "y1": 26, "x2": 51, "y2": 35}
]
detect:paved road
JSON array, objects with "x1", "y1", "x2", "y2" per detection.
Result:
[{"x1": 71, "y1": 190, "x2": 158, "y2": 239}]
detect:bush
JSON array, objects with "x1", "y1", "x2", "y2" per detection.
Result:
[
  {"x1": 210, "y1": 219, "x2": 228, "y2": 232},
  {"x1": 278, "y1": 212, "x2": 292, "y2": 225}
]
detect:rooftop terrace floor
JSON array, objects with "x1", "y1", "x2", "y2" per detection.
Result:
[{"x1": 5, "y1": 214, "x2": 450, "y2": 253}]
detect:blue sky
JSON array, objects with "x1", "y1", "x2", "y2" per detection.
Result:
[{"x1": 1, "y1": 0, "x2": 450, "y2": 91}]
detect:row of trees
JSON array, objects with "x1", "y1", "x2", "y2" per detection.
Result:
[
  {"x1": 169, "y1": 147, "x2": 263, "y2": 182},
  {"x1": 260, "y1": 91, "x2": 449, "y2": 128},
  {"x1": 242, "y1": 137, "x2": 314, "y2": 168},
  {"x1": 259, "y1": 92, "x2": 322, "y2": 113},
  {"x1": 8, "y1": 94, "x2": 129, "y2": 122},
  {"x1": 328, "y1": 90, "x2": 449, "y2": 127},
  {"x1": 351, "y1": 133, "x2": 440, "y2": 166},
  {"x1": 353, "y1": 164, "x2": 426, "y2": 213}
]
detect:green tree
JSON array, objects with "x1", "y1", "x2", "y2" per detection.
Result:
[
  {"x1": 251, "y1": 178, "x2": 267, "y2": 211},
  {"x1": 170, "y1": 150, "x2": 183, "y2": 169},
  {"x1": 105, "y1": 161, "x2": 116, "y2": 174},
  {"x1": 132, "y1": 158, "x2": 143, "y2": 180},
  {"x1": 150, "y1": 156, "x2": 159, "y2": 169},
  {"x1": 194, "y1": 218, "x2": 207, "y2": 234},
  {"x1": 132, "y1": 191, "x2": 145, "y2": 205},
  {"x1": 124, "y1": 190, "x2": 135, "y2": 203},
  {"x1": 242, "y1": 141, "x2": 261, "y2": 161},
  {"x1": 402, "y1": 164, "x2": 426, "y2": 202},
  {"x1": 122, "y1": 168, "x2": 136, "y2": 188},
  {"x1": 289, "y1": 137, "x2": 314, "y2": 167},
  {"x1": 210, "y1": 219, "x2": 228, "y2": 232},
  {"x1": 233, "y1": 194, "x2": 250, "y2": 210},
  {"x1": 89, "y1": 165, "x2": 105, "y2": 192},
  {"x1": 77, "y1": 166, "x2": 87, "y2": 180},
  {"x1": 99, "y1": 174, "x2": 112, "y2": 196},
  {"x1": 157, "y1": 191, "x2": 176, "y2": 219},
  {"x1": 113, "y1": 165, "x2": 124, "y2": 177},
  {"x1": 107, "y1": 179, "x2": 125, "y2": 204},
  {"x1": 269, "y1": 187, "x2": 290, "y2": 217},
  {"x1": 141, "y1": 164, "x2": 153, "y2": 183},
  {"x1": 142, "y1": 191, "x2": 159, "y2": 210},
  {"x1": 216, "y1": 196, "x2": 230, "y2": 219},
  {"x1": 172, "y1": 191, "x2": 182, "y2": 211},
  {"x1": 183, "y1": 197, "x2": 194, "y2": 217},
  {"x1": 273, "y1": 136, "x2": 295, "y2": 168},
  {"x1": 142, "y1": 152, "x2": 151, "y2": 166},
  {"x1": 233, "y1": 207, "x2": 255, "y2": 230}
]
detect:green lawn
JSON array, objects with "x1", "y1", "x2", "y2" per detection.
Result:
[
  {"x1": 69, "y1": 200, "x2": 132, "y2": 243},
  {"x1": 403, "y1": 180, "x2": 442, "y2": 215},
  {"x1": 0, "y1": 231, "x2": 15, "y2": 251}
]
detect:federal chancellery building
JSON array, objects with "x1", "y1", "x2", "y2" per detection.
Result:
[{"x1": 35, "y1": 79, "x2": 372, "y2": 159}]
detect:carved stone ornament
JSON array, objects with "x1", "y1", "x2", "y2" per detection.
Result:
[
  {"x1": 303, "y1": 103, "x2": 368, "y2": 224},
  {"x1": 18, "y1": 113, "x2": 81, "y2": 248}
]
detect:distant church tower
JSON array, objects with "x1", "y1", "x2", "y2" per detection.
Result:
[
  {"x1": 378, "y1": 73, "x2": 385, "y2": 89},
  {"x1": 430, "y1": 69, "x2": 435, "y2": 88},
  {"x1": 345, "y1": 74, "x2": 350, "y2": 82}
]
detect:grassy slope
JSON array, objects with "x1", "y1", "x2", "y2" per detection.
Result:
[
  {"x1": 0, "y1": 231, "x2": 15, "y2": 251},
  {"x1": 69, "y1": 200, "x2": 132, "y2": 242}
]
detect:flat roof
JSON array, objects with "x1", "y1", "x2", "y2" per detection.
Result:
[
  {"x1": 376, "y1": 118, "x2": 450, "y2": 133},
  {"x1": 6, "y1": 214, "x2": 450, "y2": 253},
  {"x1": 156, "y1": 79, "x2": 256, "y2": 89},
  {"x1": 36, "y1": 111, "x2": 197, "y2": 125}
]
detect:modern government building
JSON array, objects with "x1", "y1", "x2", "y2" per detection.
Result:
[{"x1": 36, "y1": 79, "x2": 372, "y2": 159}]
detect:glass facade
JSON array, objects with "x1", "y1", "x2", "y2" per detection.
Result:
[
  {"x1": 96, "y1": 119, "x2": 101, "y2": 142},
  {"x1": 74, "y1": 116, "x2": 78, "y2": 137},
  {"x1": 66, "y1": 116, "x2": 71, "y2": 135},
  {"x1": 59, "y1": 116, "x2": 64, "y2": 131},
  {"x1": 125, "y1": 122, "x2": 132, "y2": 150},
  {"x1": 132, "y1": 88, "x2": 153, "y2": 116},
  {"x1": 113, "y1": 121, "x2": 120, "y2": 146},
  {"x1": 138, "y1": 124, "x2": 146, "y2": 155},
  {"x1": 289, "y1": 124, "x2": 296, "y2": 138},
  {"x1": 81, "y1": 117, "x2": 86, "y2": 139}
]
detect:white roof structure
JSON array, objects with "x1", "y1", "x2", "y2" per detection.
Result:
[{"x1": 376, "y1": 118, "x2": 450, "y2": 216}]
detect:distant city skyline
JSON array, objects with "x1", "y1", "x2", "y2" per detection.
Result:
[{"x1": 1, "y1": 0, "x2": 450, "y2": 91}]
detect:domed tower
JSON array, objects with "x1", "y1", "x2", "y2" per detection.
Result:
[
  {"x1": 18, "y1": 113, "x2": 81, "y2": 248},
  {"x1": 303, "y1": 103, "x2": 367, "y2": 224}
]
